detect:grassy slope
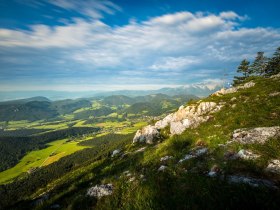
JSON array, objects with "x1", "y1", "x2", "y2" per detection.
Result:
[
  {"x1": 15, "y1": 75, "x2": 279, "y2": 210},
  {"x1": 0, "y1": 139, "x2": 89, "y2": 184}
]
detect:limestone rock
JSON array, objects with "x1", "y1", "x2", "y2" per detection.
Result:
[
  {"x1": 266, "y1": 159, "x2": 280, "y2": 174},
  {"x1": 87, "y1": 184, "x2": 113, "y2": 198},
  {"x1": 227, "y1": 175, "x2": 277, "y2": 189},
  {"x1": 160, "y1": 156, "x2": 173, "y2": 162},
  {"x1": 212, "y1": 81, "x2": 255, "y2": 96},
  {"x1": 231, "y1": 126, "x2": 280, "y2": 144},
  {"x1": 170, "y1": 121, "x2": 186, "y2": 135},
  {"x1": 133, "y1": 125, "x2": 160, "y2": 144},
  {"x1": 133, "y1": 101, "x2": 223, "y2": 143},
  {"x1": 158, "y1": 165, "x2": 167, "y2": 171},
  {"x1": 236, "y1": 149, "x2": 260, "y2": 160},
  {"x1": 111, "y1": 149, "x2": 121, "y2": 157},
  {"x1": 269, "y1": 92, "x2": 280, "y2": 97}
]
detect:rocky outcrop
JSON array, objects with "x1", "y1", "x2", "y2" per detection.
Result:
[
  {"x1": 179, "y1": 147, "x2": 208, "y2": 163},
  {"x1": 111, "y1": 149, "x2": 121, "y2": 157},
  {"x1": 133, "y1": 101, "x2": 223, "y2": 143},
  {"x1": 266, "y1": 159, "x2": 280, "y2": 174},
  {"x1": 227, "y1": 175, "x2": 277, "y2": 189},
  {"x1": 235, "y1": 149, "x2": 260, "y2": 160},
  {"x1": 231, "y1": 126, "x2": 280, "y2": 144},
  {"x1": 212, "y1": 81, "x2": 255, "y2": 96},
  {"x1": 132, "y1": 125, "x2": 160, "y2": 144},
  {"x1": 87, "y1": 184, "x2": 113, "y2": 198}
]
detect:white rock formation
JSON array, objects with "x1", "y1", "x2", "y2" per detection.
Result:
[
  {"x1": 133, "y1": 125, "x2": 160, "y2": 144},
  {"x1": 160, "y1": 156, "x2": 174, "y2": 162},
  {"x1": 266, "y1": 159, "x2": 280, "y2": 174},
  {"x1": 111, "y1": 149, "x2": 120, "y2": 157},
  {"x1": 158, "y1": 165, "x2": 168, "y2": 171},
  {"x1": 212, "y1": 81, "x2": 255, "y2": 96},
  {"x1": 133, "y1": 100, "x2": 224, "y2": 143},
  {"x1": 227, "y1": 175, "x2": 277, "y2": 189},
  {"x1": 231, "y1": 126, "x2": 280, "y2": 144},
  {"x1": 179, "y1": 147, "x2": 208, "y2": 163},
  {"x1": 235, "y1": 149, "x2": 260, "y2": 160},
  {"x1": 87, "y1": 184, "x2": 113, "y2": 198}
]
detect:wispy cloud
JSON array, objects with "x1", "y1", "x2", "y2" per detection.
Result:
[{"x1": 0, "y1": 10, "x2": 280, "y2": 90}]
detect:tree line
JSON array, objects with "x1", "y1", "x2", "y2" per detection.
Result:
[{"x1": 233, "y1": 46, "x2": 280, "y2": 85}]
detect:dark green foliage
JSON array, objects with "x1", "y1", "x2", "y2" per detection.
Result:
[
  {"x1": 74, "y1": 107, "x2": 114, "y2": 119},
  {"x1": 250, "y1": 51, "x2": 268, "y2": 75},
  {"x1": 52, "y1": 99, "x2": 92, "y2": 115},
  {"x1": 233, "y1": 59, "x2": 250, "y2": 86},
  {"x1": 0, "y1": 101, "x2": 59, "y2": 121},
  {"x1": 266, "y1": 46, "x2": 280, "y2": 76},
  {"x1": 102, "y1": 95, "x2": 134, "y2": 106},
  {"x1": 0, "y1": 127, "x2": 100, "y2": 172},
  {"x1": 0, "y1": 128, "x2": 50, "y2": 137}
]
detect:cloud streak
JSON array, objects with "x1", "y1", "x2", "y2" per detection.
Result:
[{"x1": 0, "y1": 11, "x2": 280, "y2": 90}]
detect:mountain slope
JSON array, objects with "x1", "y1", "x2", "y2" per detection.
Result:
[{"x1": 0, "y1": 75, "x2": 279, "y2": 210}]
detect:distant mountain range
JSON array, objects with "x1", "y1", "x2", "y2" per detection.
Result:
[
  {"x1": 0, "y1": 84, "x2": 222, "y2": 101},
  {"x1": 0, "y1": 94, "x2": 199, "y2": 121}
]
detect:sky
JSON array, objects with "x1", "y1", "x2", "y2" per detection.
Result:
[{"x1": 0, "y1": 0, "x2": 280, "y2": 92}]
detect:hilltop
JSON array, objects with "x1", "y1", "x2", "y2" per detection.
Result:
[{"x1": 0, "y1": 74, "x2": 279, "y2": 209}]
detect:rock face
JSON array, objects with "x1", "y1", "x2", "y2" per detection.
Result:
[
  {"x1": 133, "y1": 101, "x2": 223, "y2": 143},
  {"x1": 87, "y1": 184, "x2": 113, "y2": 198},
  {"x1": 231, "y1": 126, "x2": 280, "y2": 144},
  {"x1": 235, "y1": 149, "x2": 260, "y2": 160},
  {"x1": 132, "y1": 125, "x2": 160, "y2": 144},
  {"x1": 266, "y1": 159, "x2": 280, "y2": 174},
  {"x1": 111, "y1": 149, "x2": 120, "y2": 157},
  {"x1": 212, "y1": 81, "x2": 255, "y2": 96},
  {"x1": 227, "y1": 175, "x2": 277, "y2": 189}
]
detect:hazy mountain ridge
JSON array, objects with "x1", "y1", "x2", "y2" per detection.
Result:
[{"x1": 0, "y1": 84, "x2": 220, "y2": 101}]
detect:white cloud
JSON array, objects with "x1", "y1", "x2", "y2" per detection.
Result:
[
  {"x1": 1, "y1": 10, "x2": 280, "y2": 90},
  {"x1": 150, "y1": 56, "x2": 200, "y2": 71}
]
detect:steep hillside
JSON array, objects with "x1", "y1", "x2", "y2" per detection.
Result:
[{"x1": 0, "y1": 75, "x2": 279, "y2": 210}]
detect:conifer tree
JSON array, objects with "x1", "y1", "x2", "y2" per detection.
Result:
[
  {"x1": 233, "y1": 59, "x2": 250, "y2": 86},
  {"x1": 266, "y1": 46, "x2": 280, "y2": 75},
  {"x1": 250, "y1": 52, "x2": 268, "y2": 75}
]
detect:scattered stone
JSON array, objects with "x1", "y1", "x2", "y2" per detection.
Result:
[
  {"x1": 266, "y1": 159, "x2": 280, "y2": 174},
  {"x1": 231, "y1": 97, "x2": 237, "y2": 101},
  {"x1": 270, "y1": 73, "x2": 280, "y2": 78},
  {"x1": 212, "y1": 81, "x2": 255, "y2": 96},
  {"x1": 123, "y1": 170, "x2": 132, "y2": 177},
  {"x1": 87, "y1": 184, "x2": 113, "y2": 198},
  {"x1": 236, "y1": 149, "x2": 260, "y2": 160},
  {"x1": 192, "y1": 147, "x2": 208, "y2": 156},
  {"x1": 227, "y1": 175, "x2": 277, "y2": 189},
  {"x1": 179, "y1": 155, "x2": 195, "y2": 163},
  {"x1": 111, "y1": 149, "x2": 121, "y2": 157},
  {"x1": 214, "y1": 124, "x2": 221, "y2": 128},
  {"x1": 231, "y1": 104, "x2": 236, "y2": 108},
  {"x1": 133, "y1": 125, "x2": 160, "y2": 144},
  {"x1": 160, "y1": 156, "x2": 174, "y2": 162},
  {"x1": 179, "y1": 147, "x2": 208, "y2": 163},
  {"x1": 231, "y1": 126, "x2": 280, "y2": 144},
  {"x1": 158, "y1": 165, "x2": 168, "y2": 171},
  {"x1": 208, "y1": 164, "x2": 221, "y2": 177},
  {"x1": 129, "y1": 177, "x2": 136, "y2": 182},
  {"x1": 269, "y1": 92, "x2": 280, "y2": 97},
  {"x1": 135, "y1": 147, "x2": 146, "y2": 153}
]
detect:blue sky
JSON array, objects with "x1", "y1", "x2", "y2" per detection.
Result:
[{"x1": 0, "y1": 0, "x2": 280, "y2": 91}]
